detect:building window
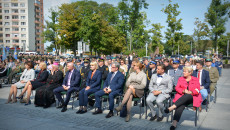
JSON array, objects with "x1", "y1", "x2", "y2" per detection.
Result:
[
  {"x1": 12, "y1": 28, "x2": 19, "y2": 31},
  {"x1": 21, "y1": 34, "x2": 26, "y2": 37},
  {"x1": 5, "y1": 16, "x2": 10, "y2": 19},
  {"x1": 0, "y1": 22, "x2": 2, "y2": 25},
  {"x1": 0, "y1": 28, "x2": 2, "y2": 31},
  {"x1": 0, "y1": 40, "x2": 3, "y2": 43},
  {"x1": 0, "y1": 10, "x2": 2, "y2": 13},
  {"x1": 13, "y1": 39, "x2": 19, "y2": 43},
  {"x1": 4, "y1": 22, "x2": 10, "y2": 26},
  {"x1": 12, "y1": 9, "x2": 18, "y2": 13},
  {"x1": 4, "y1": 3, "x2": 9, "y2": 7},
  {"x1": 21, "y1": 40, "x2": 26, "y2": 43},
  {"x1": 20, "y1": 3, "x2": 25, "y2": 7},
  {"x1": 0, "y1": 33, "x2": 3, "y2": 37},
  {"x1": 13, "y1": 34, "x2": 18, "y2": 37},
  {"x1": 12, "y1": 22, "x2": 19, "y2": 25},
  {"x1": 6, "y1": 34, "x2": 10, "y2": 37},
  {"x1": 36, "y1": 40, "x2": 40, "y2": 43},
  {"x1": 11, "y1": 3, "x2": 18, "y2": 7},
  {"x1": 21, "y1": 28, "x2": 26, "y2": 31},
  {"x1": 0, "y1": 15, "x2": 2, "y2": 19},
  {"x1": 21, "y1": 16, "x2": 26, "y2": 19},
  {"x1": 6, "y1": 40, "x2": 10, "y2": 43},
  {"x1": 20, "y1": 9, "x2": 25, "y2": 13},
  {"x1": 12, "y1": 15, "x2": 19, "y2": 19},
  {"x1": 5, "y1": 28, "x2": 10, "y2": 31},
  {"x1": 4, "y1": 10, "x2": 10, "y2": 13},
  {"x1": 21, "y1": 22, "x2": 26, "y2": 25}
]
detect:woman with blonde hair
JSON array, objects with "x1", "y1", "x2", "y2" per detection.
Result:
[
  {"x1": 17, "y1": 62, "x2": 49, "y2": 105},
  {"x1": 76, "y1": 62, "x2": 102, "y2": 114},
  {"x1": 115, "y1": 61, "x2": 147, "y2": 122},
  {"x1": 164, "y1": 66, "x2": 202, "y2": 130}
]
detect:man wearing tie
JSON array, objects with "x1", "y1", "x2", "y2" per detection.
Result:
[
  {"x1": 53, "y1": 62, "x2": 81, "y2": 112},
  {"x1": 193, "y1": 60, "x2": 210, "y2": 111},
  {"x1": 168, "y1": 60, "x2": 183, "y2": 90},
  {"x1": 146, "y1": 64, "x2": 173, "y2": 121},
  {"x1": 93, "y1": 62, "x2": 124, "y2": 118}
]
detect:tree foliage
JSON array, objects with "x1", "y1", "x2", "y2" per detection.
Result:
[{"x1": 150, "y1": 23, "x2": 164, "y2": 54}]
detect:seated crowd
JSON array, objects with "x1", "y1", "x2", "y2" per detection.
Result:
[{"x1": 0, "y1": 53, "x2": 221, "y2": 130}]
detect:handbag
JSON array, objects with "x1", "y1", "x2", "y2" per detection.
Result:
[{"x1": 120, "y1": 105, "x2": 127, "y2": 117}]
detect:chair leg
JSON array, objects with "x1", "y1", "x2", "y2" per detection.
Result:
[
  {"x1": 195, "y1": 108, "x2": 198, "y2": 127},
  {"x1": 214, "y1": 86, "x2": 217, "y2": 103},
  {"x1": 72, "y1": 97, "x2": 74, "y2": 110}
]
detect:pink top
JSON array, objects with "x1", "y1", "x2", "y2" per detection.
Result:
[{"x1": 173, "y1": 76, "x2": 202, "y2": 107}]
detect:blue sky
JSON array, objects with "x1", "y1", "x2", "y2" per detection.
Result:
[{"x1": 44, "y1": 0, "x2": 230, "y2": 48}]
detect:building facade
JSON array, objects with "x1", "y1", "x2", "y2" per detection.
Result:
[{"x1": 0, "y1": 0, "x2": 44, "y2": 54}]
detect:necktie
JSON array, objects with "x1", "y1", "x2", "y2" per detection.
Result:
[
  {"x1": 198, "y1": 70, "x2": 201, "y2": 80},
  {"x1": 157, "y1": 74, "x2": 162, "y2": 78},
  {"x1": 110, "y1": 72, "x2": 115, "y2": 83}
]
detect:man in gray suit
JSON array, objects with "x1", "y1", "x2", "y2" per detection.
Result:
[
  {"x1": 168, "y1": 60, "x2": 183, "y2": 88},
  {"x1": 146, "y1": 64, "x2": 173, "y2": 121}
]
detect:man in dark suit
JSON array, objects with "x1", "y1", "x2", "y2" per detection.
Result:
[
  {"x1": 53, "y1": 62, "x2": 81, "y2": 112},
  {"x1": 98, "y1": 58, "x2": 109, "y2": 81},
  {"x1": 193, "y1": 60, "x2": 210, "y2": 111},
  {"x1": 93, "y1": 62, "x2": 124, "y2": 118},
  {"x1": 146, "y1": 61, "x2": 157, "y2": 89}
]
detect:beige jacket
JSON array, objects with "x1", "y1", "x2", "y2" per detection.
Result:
[
  {"x1": 126, "y1": 70, "x2": 147, "y2": 90},
  {"x1": 204, "y1": 66, "x2": 219, "y2": 83}
]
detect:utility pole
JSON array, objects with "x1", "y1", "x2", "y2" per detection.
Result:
[
  {"x1": 227, "y1": 40, "x2": 229, "y2": 58},
  {"x1": 146, "y1": 43, "x2": 147, "y2": 57},
  {"x1": 191, "y1": 41, "x2": 192, "y2": 54}
]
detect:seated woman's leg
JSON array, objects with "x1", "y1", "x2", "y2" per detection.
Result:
[
  {"x1": 25, "y1": 84, "x2": 33, "y2": 103},
  {"x1": 18, "y1": 81, "x2": 31, "y2": 98},
  {"x1": 6, "y1": 84, "x2": 15, "y2": 103},
  {"x1": 115, "y1": 88, "x2": 133, "y2": 112},
  {"x1": 78, "y1": 88, "x2": 85, "y2": 108},
  {"x1": 166, "y1": 94, "x2": 193, "y2": 112},
  {"x1": 172, "y1": 104, "x2": 186, "y2": 127},
  {"x1": 125, "y1": 94, "x2": 133, "y2": 122},
  {"x1": 83, "y1": 89, "x2": 97, "y2": 108}
]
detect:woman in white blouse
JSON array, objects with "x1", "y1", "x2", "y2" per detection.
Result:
[{"x1": 6, "y1": 61, "x2": 35, "y2": 103}]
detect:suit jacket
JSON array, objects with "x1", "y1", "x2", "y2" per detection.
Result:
[
  {"x1": 148, "y1": 73, "x2": 173, "y2": 98},
  {"x1": 20, "y1": 69, "x2": 35, "y2": 82},
  {"x1": 204, "y1": 67, "x2": 219, "y2": 83},
  {"x1": 46, "y1": 70, "x2": 63, "y2": 87},
  {"x1": 173, "y1": 76, "x2": 202, "y2": 107},
  {"x1": 35, "y1": 69, "x2": 49, "y2": 83},
  {"x1": 146, "y1": 67, "x2": 157, "y2": 89},
  {"x1": 126, "y1": 71, "x2": 147, "y2": 90},
  {"x1": 86, "y1": 70, "x2": 102, "y2": 90},
  {"x1": 103, "y1": 71, "x2": 125, "y2": 94},
  {"x1": 192, "y1": 69, "x2": 211, "y2": 93},
  {"x1": 62, "y1": 69, "x2": 81, "y2": 90},
  {"x1": 168, "y1": 68, "x2": 183, "y2": 86}
]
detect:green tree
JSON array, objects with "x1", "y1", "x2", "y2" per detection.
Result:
[
  {"x1": 193, "y1": 17, "x2": 210, "y2": 53},
  {"x1": 218, "y1": 33, "x2": 230, "y2": 55},
  {"x1": 162, "y1": 0, "x2": 183, "y2": 55},
  {"x1": 42, "y1": 9, "x2": 60, "y2": 55},
  {"x1": 205, "y1": 0, "x2": 230, "y2": 52},
  {"x1": 150, "y1": 23, "x2": 164, "y2": 54}
]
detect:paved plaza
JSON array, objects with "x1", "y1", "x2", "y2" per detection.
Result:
[{"x1": 0, "y1": 69, "x2": 230, "y2": 130}]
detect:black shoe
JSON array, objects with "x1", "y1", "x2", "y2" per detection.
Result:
[
  {"x1": 76, "y1": 109, "x2": 82, "y2": 114},
  {"x1": 164, "y1": 108, "x2": 170, "y2": 113},
  {"x1": 56, "y1": 103, "x2": 64, "y2": 109},
  {"x1": 61, "y1": 106, "x2": 67, "y2": 112},
  {"x1": 43, "y1": 105, "x2": 49, "y2": 109},
  {"x1": 150, "y1": 115, "x2": 157, "y2": 121},
  {"x1": 170, "y1": 125, "x2": 176, "y2": 130},
  {"x1": 134, "y1": 101, "x2": 137, "y2": 106},
  {"x1": 92, "y1": 109, "x2": 102, "y2": 115},
  {"x1": 157, "y1": 116, "x2": 164, "y2": 122},
  {"x1": 105, "y1": 112, "x2": 114, "y2": 118},
  {"x1": 80, "y1": 110, "x2": 87, "y2": 114}
]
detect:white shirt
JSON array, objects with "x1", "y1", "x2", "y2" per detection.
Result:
[{"x1": 156, "y1": 74, "x2": 163, "y2": 86}]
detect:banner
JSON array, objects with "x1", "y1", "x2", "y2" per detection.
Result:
[
  {"x1": 2, "y1": 47, "x2": 6, "y2": 61},
  {"x1": 14, "y1": 47, "x2": 17, "y2": 60}
]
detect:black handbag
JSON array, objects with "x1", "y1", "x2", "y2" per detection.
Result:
[{"x1": 120, "y1": 105, "x2": 127, "y2": 117}]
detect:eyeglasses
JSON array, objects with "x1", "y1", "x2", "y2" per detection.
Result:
[{"x1": 111, "y1": 67, "x2": 117, "y2": 68}]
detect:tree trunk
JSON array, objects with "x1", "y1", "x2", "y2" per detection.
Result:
[
  {"x1": 130, "y1": 27, "x2": 132, "y2": 51},
  {"x1": 73, "y1": 40, "x2": 76, "y2": 57}
]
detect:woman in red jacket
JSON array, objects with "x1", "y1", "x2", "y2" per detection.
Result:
[{"x1": 165, "y1": 66, "x2": 202, "y2": 130}]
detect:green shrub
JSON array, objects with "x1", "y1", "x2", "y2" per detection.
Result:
[{"x1": 225, "y1": 59, "x2": 228, "y2": 64}]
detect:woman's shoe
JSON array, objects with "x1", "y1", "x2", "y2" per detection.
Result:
[
  {"x1": 5, "y1": 99, "x2": 12, "y2": 104},
  {"x1": 170, "y1": 125, "x2": 176, "y2": 130},
  {"x1": 16, "y1": 95, "x2": 23, "y2": 99},
  {"x1": 115, "y1": 105, "x2": 123, "y2": 112},
  {"x1": 125, "y1": 114, "x2": 130, "y2": 122},
  {"x1": 25, "y1": 100, "x2": 31, "y2": 106}
]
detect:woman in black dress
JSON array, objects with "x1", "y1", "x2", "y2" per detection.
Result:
[{"x1": 18, "y1": 62, "x2": 49, "y2": 105}]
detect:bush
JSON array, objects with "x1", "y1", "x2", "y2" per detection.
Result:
[{"x1": 225, "y1": 59, "x2": 228, "y2": 64}]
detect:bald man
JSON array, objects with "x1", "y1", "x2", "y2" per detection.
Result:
[{"x1": 53, "y1": 62, "x2": 81, "y2": 112}]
